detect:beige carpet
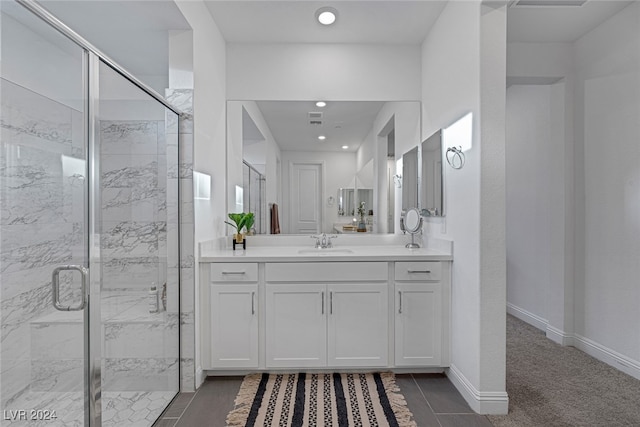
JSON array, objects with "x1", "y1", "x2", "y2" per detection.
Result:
[
  {"x1": 488, "y1": 315, "x2": 640, "y2": 427},
  {"x1": 226, "y1": 372, "x2": 416, "y2": 427}
]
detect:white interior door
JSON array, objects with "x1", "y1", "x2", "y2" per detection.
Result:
[{"x1": 290, "y1": 162, "x2": 322, "y2": 234}]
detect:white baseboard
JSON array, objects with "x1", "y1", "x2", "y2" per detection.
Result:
[
  {"x1": 446, "y1": 364, "x2": 509, "y2": 415},
  {"x1": 572, "y1": 334, "x2": 640, "y2": 382},
  {"x1": 507, "y1": 302, "x2": 640, "y2": 382},
  {"x1": 506, "y1": 302, "x2": 547, "y2": 331},
  {"x1": 545, "y1": 324, "x2": 574, "y2": 346}
]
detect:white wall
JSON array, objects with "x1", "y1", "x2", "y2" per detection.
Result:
[
  {"x1": 421, "y1": 0, "x2": 507, "y2": 414},
  {"x1": 169, "y1": 29, "x2": 194, "y2": 89},
  {"x1": 505, "y1": 41, "x2": 576, "y2": 341},
  {"x1": 226, "y1": 43, "x2": 421, "y2": 101},
  {"x1": 505, "y1": 85, "x2": 553, "y2": 324},
  {"x1": 1, "y1": 12, "x2": 84, "y2": 111},
  {"x1": 280, "y1": 150, "x2": 356, "y2": 234},
  {"x1": 505, "y1": 2, "x2": 640, "y2": 380},
  {"x1": 574, "y1": 2, "x2": 640, "y2": 372}
]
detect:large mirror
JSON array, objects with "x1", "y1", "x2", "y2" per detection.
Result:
[
  {"x1": 401, "y1": 146, "x2": 419, "y2": 211},
  {"x1": 421, "y1": 129, "x2": 444, "y2": 216},
  {"x1": 337, "y1": 188, "x2": 355, "y2": 216},
  {"x1": 226, "y1": 100, "x2": 421, "y2": 234}
]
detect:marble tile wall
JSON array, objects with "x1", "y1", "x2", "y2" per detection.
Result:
[
  {"x1": 1, "y1": 78, "x2": 86, "y2": 408},
  {"x1": 99, "y1": 108, "x2": 180, "y2": 398},
  {"x1": 165, "y1": 89, "x2": 195, "y2": 392},
  {"x1": 1, "y1": 77, "x2": 184, "y2": 422}
]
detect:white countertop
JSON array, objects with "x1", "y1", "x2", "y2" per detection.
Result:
[{"x1": 200, "y1": 244, "x2": 452, "y2": 263}]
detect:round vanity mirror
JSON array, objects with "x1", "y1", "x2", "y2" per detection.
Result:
[
  {"x1": 404, "y1": 208, "x2": 421, "y2": 233},
  {"x1": 403, "y1": 207, "x2": 422, "y2": 248}
]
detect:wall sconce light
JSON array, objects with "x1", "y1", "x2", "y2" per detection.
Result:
[{"x1": 393, "y1": 174, "x2": 402, "y2": 188}]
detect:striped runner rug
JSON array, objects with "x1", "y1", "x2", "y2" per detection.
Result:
[{"x1": 226, "y1": 372, "x2": 416, "y2": 427}]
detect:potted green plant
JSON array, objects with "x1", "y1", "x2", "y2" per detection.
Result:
[
  {"x1": 225, "y1": 213, "x2": 248, "y2": 243},
  {"x1": 243, "y1": 212, "x2": 255, "y2": 235},
  {"x1": 225, "y1": 212, "x2": 256, "y2": 242}
]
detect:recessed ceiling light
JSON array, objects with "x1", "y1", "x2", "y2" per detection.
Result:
[
  {"x1": 316, "y1": 101, "x2": 327, "y2": 108},
  {"x1": 342, "y1": 145, "x2": 349, "y2": 149},
  {"x1": 316, "y1": 7, "x2": 338, "y2": 26},
  {"x1": 318, "y1": 135, "x2": 326, "y2": 141}
]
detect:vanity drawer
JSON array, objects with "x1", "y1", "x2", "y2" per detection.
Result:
[
  {"x1": 266, "y1": 262, "x2": 387, "y2": 282},
  {"x1": 211, "y1": 263, "x2": 258, "y2": 283},
  {"x1": 395, "y1": 262, "x2": 441, "y2": 281}
]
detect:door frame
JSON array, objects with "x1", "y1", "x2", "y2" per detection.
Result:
[{"x1": 288, "y1": 160, "x2": 325, "y2": 234}]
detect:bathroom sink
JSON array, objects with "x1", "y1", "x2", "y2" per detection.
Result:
[{"x1": 297, "y1": 248, "x2": 354, "y2": 255}]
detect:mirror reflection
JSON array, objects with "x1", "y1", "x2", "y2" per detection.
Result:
[
  {"x1": 402, "y1": 146, "x2": 419, "y2": 212},
  {"x1": 226, "y1": 100, "x2": 421, "y2": 234},
  {"x1": 421, "y1": 129, "x2": 444, "y2": 217},
  {"x1": 338, "y1": 188, "x2": 354, "y2": 216}
]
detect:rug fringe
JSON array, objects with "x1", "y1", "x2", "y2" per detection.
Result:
[
  {"x1": 381, "y1": 372, "x2": 418, "y2": 427},
  {"x1": 225, "y1": 373, "x2": 263, "y2": 427}
]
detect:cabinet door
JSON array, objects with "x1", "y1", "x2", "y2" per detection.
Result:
[
  {"x1": 328, "y1": 283, "x2": 388, "y2": 367},
  {"x1": 210, "y1": 284, "x2": 259, "y2": 368},
  {"x1": 266, "y1": 284, "x2": 327, "y2": 368},
  {"x1": 395, "y1": 283, "x2": 442, "y2": 366}
]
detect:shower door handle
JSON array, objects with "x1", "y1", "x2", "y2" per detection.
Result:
[{"x1": 52, "y1": 265, "x2": 88, "y2": 311}]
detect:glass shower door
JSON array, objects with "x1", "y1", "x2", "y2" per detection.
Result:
[
  {"x1": 2, "y1": 3, "x2": 180, "y2": 426},
  {"x1": 1, "y1": 2, "x2": 90, "y2": 425},
  {"x1": 96, "y1": 60, "x2": 179, "y2": 427}
]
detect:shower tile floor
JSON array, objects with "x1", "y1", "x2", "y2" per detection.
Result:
[
  {"x1": 1, "y1": 290, "x2": 178, "y2": 427},
  {"x1": 2, "y1": 390, "x2": 175, "y2": 427}
]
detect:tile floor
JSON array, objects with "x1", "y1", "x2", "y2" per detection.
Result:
[{"x1": 154, "y1": 373, "x2": 493, "y2": 427}]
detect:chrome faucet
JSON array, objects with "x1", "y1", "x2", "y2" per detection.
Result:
[{"x1": 310, "y1": 233, "x2": 337, "y2": 249}]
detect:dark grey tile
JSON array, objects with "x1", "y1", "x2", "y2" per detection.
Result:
[
  {"x1": 163, "y1": 392, "x2": 196, "y2": 418},
  {"x1": 395, "y1": 375, "x2": 441, "y2": 426},
  {"x1": 437, "y1": 414, "x2": 494, "y2": 427},
  {"x1": 153, "y1": 418, "x2": 177, "y2": 427},
  {"x1": 175, "y1": 376, "x2": 243, "y2": 427},
  {"x1": 413, "y1": 373, "x2": 474, "y2": 414}
]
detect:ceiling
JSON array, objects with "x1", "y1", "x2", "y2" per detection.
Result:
[
  {"x1": 252, "y1": 101, "x2": 386, "y2": 152},
  {"x1": 35, "y1": 0, "x2": 190, "y2": 85},
  {"x1": 507, "y1": 0, "x2": 634, "y2": 43},
  {"x1": 24, "y1": 0, "x2": 635, "y2": 90},
  {"x1": 204, "y1": 1, "x2": 448, "y2": 44}
]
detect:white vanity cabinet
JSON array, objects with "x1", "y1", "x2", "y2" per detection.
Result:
[
  {"x1": 209, "y1": 263, "x2": 259, "y2": 368},
  {"x1": 201, "y1": 252, "x2": 451, "y2": 373},
  {"x1": 394, "y1": 261, "x2": 447, "y2": 367},
  {"x1": 265, "y1": 262, "x2": 388, "y2": 369}
]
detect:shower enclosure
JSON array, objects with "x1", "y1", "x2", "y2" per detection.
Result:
[
  {"x1": 242, "y1": 161, "x2": 266, "y2": 234},
  {"x1": 1, "y1": 1, "x2": 180, "y2": 426}
]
